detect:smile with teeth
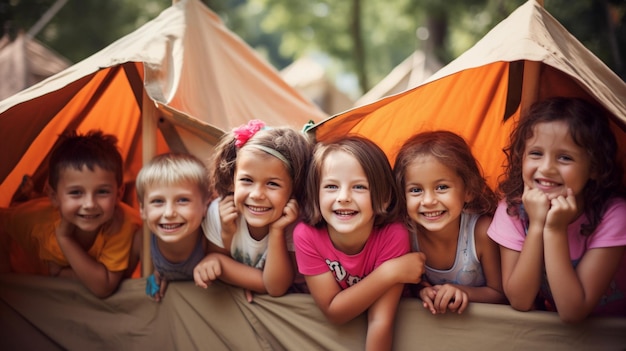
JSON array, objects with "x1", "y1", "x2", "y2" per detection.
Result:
[
  {"x1": 247, "y1": 205, "x2": 270, "y2": 212},
  {"x1": 160, "y1": 223, "x2": 183, "y2": 230},
  {"x1": 334, "y1": 210, "x2": 357, "y2": 216},
  {"x1": 422, "y1": 211, "x2": 444, "y2": 218},
  {"x1": 536, "y1": 179, "x2": 560, "y2": 187}
]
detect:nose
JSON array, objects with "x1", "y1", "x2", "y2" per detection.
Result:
[
  {"x1": 422, "y1": 190, "x2": 437, "y2": 205},
  {"x1": 82, "y1": 194, "x2": 96, "y2": 209},
  {"x1": 249, "y1": 183, "x2": 265, "y2": 200},
  {"x1": 164, "y1": 203, "x2": 176, "y2": 218},
  {"x1": 337, "y1": 187, "x2": 351, "y2": 203},
  {"x1": 539, "y1": 156, "x2": 556, "y2": 174}
]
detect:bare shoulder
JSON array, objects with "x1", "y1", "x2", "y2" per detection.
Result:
[{"x1": 473, "y1": 215, "x2": 497, "y2": 250}]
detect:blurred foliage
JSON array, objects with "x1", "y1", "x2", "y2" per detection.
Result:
[{"x1": 1, "y1": 0, "x2": 624, "y2": 96}]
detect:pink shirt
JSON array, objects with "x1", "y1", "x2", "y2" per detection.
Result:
[
  {"x1": 488, "y1": 198, "x2": 626, "y2": 316},
  {"x1": 294, "y1": 221, "x2": 410, "y2": 289}
]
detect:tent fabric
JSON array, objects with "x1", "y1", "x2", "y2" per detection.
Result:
[
  {"x1": 310, "y1": 0, "x2": 626, "y2": 192},
  {"x1": 280, "y1": 56, "x2": 355, "y2": 115},
  {"x1": 0, "y1": 32, "x2": 71, "y2": 101},
  {"x1": 0, "y1": 0, "x2": 326, "y2": 207},
  {"x1": 1, "y1": 274, "x2": 625, "y2": 351},
  {"x1": 354, "y1": 49, "x2": 443, "y2": 107}
]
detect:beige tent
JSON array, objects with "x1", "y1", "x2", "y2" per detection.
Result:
[
  {"x1": 280, "y1": 56, "x2": 354, "y2": 115},
  {"x1": 0, "y1": 0, "x2": 326, "y2": 209},
  {"x1": 0, "y1": 1, "x2": 625, "y2": 350},
  {"x1": 354, "y1": 49, "x2": 443, "y2": 107},
  {"x1": 0, "y1": 32, "x2": 71, "y2": 101}
]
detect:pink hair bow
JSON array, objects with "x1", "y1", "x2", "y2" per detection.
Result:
[{"x1": 233, "y1": 119, "x2": 266, "y2": 148}]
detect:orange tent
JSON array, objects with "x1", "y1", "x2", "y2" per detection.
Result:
[
  {"x1": 0, "y1": 0, "x2": 325, "y2": 210},
  {"x1": 309, "y1": 0, "x2": 626, "y2": 190}
]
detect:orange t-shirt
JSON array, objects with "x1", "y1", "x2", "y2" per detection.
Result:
[{"x1": 3, "y1": 197, "x2": 141, "y2": 274}]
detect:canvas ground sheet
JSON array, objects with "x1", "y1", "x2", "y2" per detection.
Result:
[{"x1": 1, "y1": 274, "x2": 625, "y2": 350}]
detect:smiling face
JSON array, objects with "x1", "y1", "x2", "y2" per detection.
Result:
[
  {"x1": 233, "y1": 149, "x2": 293, "y2": 237},
  {"x1": 140, "y1": 180, "x2": 208, "y2": 244},
  {"x1": 318, "y1": 150, "x2": 375, "y2": 241},
  {"x1": 522, "y1": 121, "x2": 592, "y2": 203},
  {"x1": 404, "y1": 155, "x2": 470, "y2": 234},
  {"x1": 49, "y1": 165, "x2": 121, "y2": 237}
]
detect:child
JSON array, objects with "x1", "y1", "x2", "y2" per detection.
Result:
[
  {"x1": 0, "y1": 130, "x2": 141, "y2": 298},
  {"x1": 193, "y1": 120, "x2": 312, "y2": 299},
  {"x1": 135, "y1": 153, "x2": 211, "y2": 302},
  {"x1": 293, "y1": 136, "x2": 426, "y2": 351},
  {"x1": 488, "y1": 97, "x2": 626, "y2": 322},
  {"x1": 393, "y1": 130, "x2": 506, "y2": 315}
]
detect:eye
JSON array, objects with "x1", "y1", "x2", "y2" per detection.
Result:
[
  {"x1": 353, "y1": 184, "x2": 368, "y2": 191},
  {"x1": 177, "y1": 197, "x2": 191, "y2": 204},
  {"x1": 558, "y1": 154, "x2": 574, "y2": 162},
  {"x1": 407, "y1": 187, "x2": 422, "y2": 194},
  {"x1": 68, "y1": 189, "x2": 83, "y2": 196},
  {"x1": 147, "y1": 196, "x2": 164, "y2": 205},
  {"x1": 238, "y1": 177, "x2": 253, "y2": 184},
  {"x1": 527, "y1": 150, "x2": 542, "y2": 158},
  {"x1": 435, "y1": 184, "x2": 450, "y2": 191},
  {"x1": 97, "y1": 188, "x2": 112, "y2": 195},
  {"x1": 267, "y1": 181, "x2": 281, "y2": 188},
  {"x1": 323, "y1": 184, "x2": 338, "y2": 190}
]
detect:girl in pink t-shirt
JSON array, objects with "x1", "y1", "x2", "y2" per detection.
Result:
[
  {"x1": 487, "y1": 97, "x2": 626, "y2": 322},
  {"x1": 294, "y1": 136, "x2": 426, "y2": 351}
]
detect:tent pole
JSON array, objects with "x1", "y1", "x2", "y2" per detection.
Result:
[
  {"x1": 141, "y1": 90, "x2": 157, "y2": 277},
  {"x1": 520, "y1": 0, "x2": 544, "y2": 115}
]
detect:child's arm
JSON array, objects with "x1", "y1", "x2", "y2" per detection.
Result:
[
  {"x1": 501, "y1": 185, "x2": 550, "y2": 311},
  {"x1": 546, "y1": 245, "x2": 624, "y2": 322},
  {"x1": 365, "y1": 284, "x2": 404, "y2": 351},
  {"x1": 305, "y1": 252, "x2": 425, "y2": 325},
  {"x1": 55, "y1": 219, "x2": 124, "y2": 298},
  {"x1": 217, "y1": 195, "x2": 238, "y2": 255},
  {"x1": 194, "y1": 252, "x2": 267, "y2": 292},
  {"x1": 543, "y1": 189, "x2": 624, "y2": 322},
  {"x1": 261, "y1": 199, "x2": 298, "y2": 296},
  {"x1": 471, "y1": 215, "x2": 507, "y2": 304}
]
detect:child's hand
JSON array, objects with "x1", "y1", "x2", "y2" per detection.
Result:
[
  {"x1": 146, "y1": 270, "x2": 169, "y2": 302},
  {"x1": 270, "y1": 198, "x2": 299, "y2": 232},
  {"x1": 193, "y1": 254, "x2": 223, "y2": 289},
  {"x1": 522, "y1": 184, "x2": 550, "y2": 227},
  {"x1": 244, "y1": 289, "x2": 254, "y2": 303},
  {"x1": 420, "y1": 284, "x2": 469, "y2": 314},
  {"x1": 54, "y1": 216, "x2": 75, "y2": 239},
  {"x1": 382, "y1": 252, "x2": 426, "y2": 284},
  {"x1": 419, "y1": 285, "x2": 438, "y2": 314},
  {"x1": 219, "y1": 195, "x2": 238, "y2": 238},
  {"x1": 545, "y1": 188, "x2": 577, "y2": 232},
  {"x1": 429, "y1": 284, "x2": 469, "y2": 314}
]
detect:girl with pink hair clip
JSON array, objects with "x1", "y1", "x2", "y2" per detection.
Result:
[{"x1": 193, "y1": 120, "x2": 312, "y2": 300}]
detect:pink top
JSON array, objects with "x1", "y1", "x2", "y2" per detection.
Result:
[
  {"x1": 294, "y1": 221, "x2": 410, "y2": 289},
  {"x1": 488, "y1": 198, "x2": 626, "y2": 316}
]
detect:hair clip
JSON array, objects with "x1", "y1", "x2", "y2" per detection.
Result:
[{"x1": 233, "y1": 119, "x2": 266, "y2": 148}]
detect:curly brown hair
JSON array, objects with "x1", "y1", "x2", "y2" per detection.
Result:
[
  {"x1": 393, "y1": 130, "x2": 497, "y2": 232},
  {"x1": 498, "y1": 97, "x2": 624, "y2": 236}
]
